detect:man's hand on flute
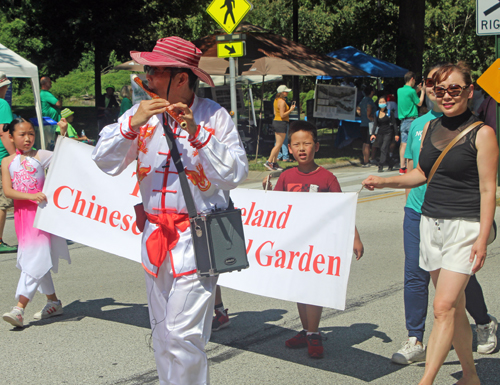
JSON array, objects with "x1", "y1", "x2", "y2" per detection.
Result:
[
  {"x1": 167, "y1": 102, "x2": 197, "y2": 136},
  {"x1": 130, "y1": 99, "x2": 168, "y2": 131}
]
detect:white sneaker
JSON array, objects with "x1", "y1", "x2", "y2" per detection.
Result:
[
  {"x1": 391, "y1": 337, "x2": 426, "y2": 365},
  {"x1": 33, "y1": 300, "x2": 63, "y2": 320},
  {"x1": 477, "y1": 314, "x2": 498, "y2": 354},
  {"x1": 3, "y1": 306, "x2": 24, "y2": 327}
]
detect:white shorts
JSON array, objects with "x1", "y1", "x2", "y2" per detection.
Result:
[{"x1": 419, "y1": 215, "x2": 480, "y2": 275}]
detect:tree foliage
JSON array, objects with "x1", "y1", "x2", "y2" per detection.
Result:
[
  {"x1": 423, "y1": 0, "x2": 495, "y2": 78},
  {"x1": 1, "y1": 0, "x2": 496, "y2": 102}
]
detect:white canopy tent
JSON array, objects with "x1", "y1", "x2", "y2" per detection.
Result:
[{"x1": 0, "y1": 43, "x2": 46, "y2": 149}]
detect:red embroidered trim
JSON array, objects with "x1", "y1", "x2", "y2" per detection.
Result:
[{"x1": 120, "y1": 117, "x2": 138, "y2": 140}]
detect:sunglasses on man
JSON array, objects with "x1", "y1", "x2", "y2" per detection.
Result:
[
  {"x1": 433, "y1": 84, "x2": 470, "y2": 98},
  {"x1": 144, "y1": 65, "x2": 169, "y2": 76}
]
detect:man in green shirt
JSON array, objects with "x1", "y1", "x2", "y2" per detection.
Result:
[
  {"x1": 397, "y1": 71, "x2": 424, "y2": 174},
  {"x1": 0, "y1": 72, "x2": 18, "y2": 253},
  {"x1": 40, "y1": 76, "x2": 62, "y2": 121}
]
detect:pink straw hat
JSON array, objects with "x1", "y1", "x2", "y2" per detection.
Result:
[{"x1": 130, "y1": 37, "x2": 214, "y2": 87}]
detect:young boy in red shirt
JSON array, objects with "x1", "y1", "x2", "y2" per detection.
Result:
[{"x1": 264, "y1": 120, "x2": 364, "y2": 358}]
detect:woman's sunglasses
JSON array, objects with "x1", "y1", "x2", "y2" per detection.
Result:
[
  {"x1": 424, "y1": 78, "x2": 434, "y2": 88},
  {"x1": 433, "y1": 84, "x2": 470, "y2": 98}
]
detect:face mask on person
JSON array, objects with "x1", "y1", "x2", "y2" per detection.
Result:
[{"x1": 379, "y1": 103, "x2": 387, "y2": 109}]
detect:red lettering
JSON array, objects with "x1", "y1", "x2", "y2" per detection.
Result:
[
  {"x1": 255, "y1": 240, "x2": 274, "y2": 266},
  {"x1": 110, "y1": 210, "x2": 121, "y2": 227},
  {"x1": 263, "y1": 211, "x2": 276, "y2": 228},
  {"x1": 121, "y1": 214, "x2": 132, "y2": 231},
  {"x1": 275, "y1": 249, "x2": 286, "y2": 268},
  {"x1": 286, "y1": 250, "x2": 299, "y2": 270},
  {"x1": 313, "y1": 254, "x2": 325, "y2": 274},
  {"x1": 244, "y1": 202, "x2": 256, "y2": 225},
  {"x1": 240, "y1": 207, "x2": 246, "y2": 217},
  {"x1": 53, "y1": 186, "x2": 73, "y2": 209},
  {"x1": 245, "y1": 239, "x2": 253, "y2": 254},
  {"x1": 299, "y1": 245, "x2": 313, "y2": 272},
  {"x1": 85, "y1": 195, "x2": 96, "y2": 218},
  {"x1": 132, "y1": 221, "x2": 141, "y2": 235},
  {"x1": 130, "y1": 172, "x2": 140, "y2": 197},
  {"x1": 251, "y1": 209, "x2": 264, "y2": 227},
  {"x1": 71, "y1": 190, "x2": 86, "y2": 215},
  {"x1": 94, "y1": 205, "x2": 108, "y2": 223},
  {"x1": 277, "y1": 205, "x2": 292, "y2": 229},
  {"x1": 327, "y1": 255, "x2": 341, "y2": 276}
]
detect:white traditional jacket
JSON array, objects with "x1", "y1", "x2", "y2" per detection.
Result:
[{"x1": 92, "y1": 95, "x2": 249, "y2": 277}]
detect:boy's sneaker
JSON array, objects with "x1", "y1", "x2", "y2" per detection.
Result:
[
  {"x1": 307, "y1": 333, "x2": 324, "y2": 358},
  {"x1": 212, "y1": 308, "x2": 230, "y2": 331},
  {"x1": 391, "y1": 337, "x2": 426, "y2": 364},
  {"x1": 285, "y1": 330, "x2": 308, "y2": 349},
  {"x1": 477, "y1": 314, "x2": 498, "y2": 354},
  {"x1": 0, "y1": 240, "x2": 17, "y2": 254},
  {"x1": 264, "y1": 161, "x2": 275, "y2": 171},
  {"x1": 273, "y1": 163, "x2": 283, "y2": 171},
  {"x1": 3, "y1": 306, "x2": 24, "y2": 327},
  {"x1": 33, "y1": 300, "x2": 63, "y2": 320},
  {"x1": 399, "y1": 167, "x2": 407, "y2": 175}
]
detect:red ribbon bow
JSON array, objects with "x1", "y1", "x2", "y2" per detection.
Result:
[{"x1": 145, "y1": 212, "x2": 190, "y2": 268}]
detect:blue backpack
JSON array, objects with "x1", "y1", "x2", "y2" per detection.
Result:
[{"x1": 376, "y1": 109, "x2": 392, "y2": 118}]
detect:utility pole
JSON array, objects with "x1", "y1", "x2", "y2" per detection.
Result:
[{"x1": 292, "y1": 0, "x2": 300, "y2": 118}]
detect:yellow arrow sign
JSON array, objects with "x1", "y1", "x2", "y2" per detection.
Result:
[
  {"x1": 477, "y1": 58, "x2": 500, "y2": 103},
  {"x1": 207, "y1": 0, "x2": 253, "y2": 35},
  {"x1": 217, "y1": 42, "x2": 245, "y2": 58}
]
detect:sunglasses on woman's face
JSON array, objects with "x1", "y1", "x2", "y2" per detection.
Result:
[
  {"x1": 433, "y1": 84, "x2": 470, "y2": 98},
  {"x1": 424, "y1": 78, "x2": 434, "y2": 88}
]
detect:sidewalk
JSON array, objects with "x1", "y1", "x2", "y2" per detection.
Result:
[{"x1": 243, "y1": 159, "x2": 362, "y2": 185}]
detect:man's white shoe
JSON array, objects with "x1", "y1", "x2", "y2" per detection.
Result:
[
  {"x1": 477, "y1": 315, "x2": 498, "y2": 354},
  {"x1": 391, "y1": 337, "x2": 426, "y2": 365},
  {"x1": 33, "y1": 300, "x2": 63, "y2": 320}
]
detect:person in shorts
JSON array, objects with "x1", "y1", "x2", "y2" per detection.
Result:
[{"x1": 264, "y1": 85, "x2": 296, "y2": 171}]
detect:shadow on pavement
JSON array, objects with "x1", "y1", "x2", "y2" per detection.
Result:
[
  {"x1": 210, "y1": 311, "x2": 402, "y2": 382},
  {"x1": 29, "y1": 297, "x2": 150, "y2": 329}
]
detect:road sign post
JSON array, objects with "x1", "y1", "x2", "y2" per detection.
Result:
[
  {"x1": 207, "y1": 0, "x2": 253, "y2": 126},
  {"x1": 477, "y1": 0, "x2": 500, "y2": 183},
  {"x1": 497, "y1": 36, "x2": 500, "y2": 183}
]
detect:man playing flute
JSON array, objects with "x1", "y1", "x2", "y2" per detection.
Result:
[{"x1": 92, "y1": 36, "x2": 249, "y2": 385}]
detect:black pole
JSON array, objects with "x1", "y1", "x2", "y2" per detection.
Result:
[{"x1": 292, "y1": 0, "x2": 300, "y2": 117}]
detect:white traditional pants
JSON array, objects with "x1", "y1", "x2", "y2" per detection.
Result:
[
  {"x1": 16, "y1": 270, "x2": 55, "y2": 301},
  {"x1": 145, "y1": 257, "x2": 218, "y2": 385}
]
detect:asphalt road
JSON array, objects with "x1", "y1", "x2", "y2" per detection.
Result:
[{"x1": 1, "y1": 164, "x2": 499, "y2": 384}]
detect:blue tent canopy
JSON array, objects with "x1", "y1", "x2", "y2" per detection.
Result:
[{"x1": 317, "y1": 46, "x2": 408, "y2": 80}]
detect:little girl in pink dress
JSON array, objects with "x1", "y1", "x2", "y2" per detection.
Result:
[{"x1": 2, "y1": 118, "x2": 70, "y2": 328}]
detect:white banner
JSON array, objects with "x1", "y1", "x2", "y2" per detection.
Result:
[
  {"x1": 34, "y1": 137, "x2": 142, "y2": 262},
  {"x1": 36, "y1": 137, "x2": 358, "y2": 309},
  {"x1": 221, "y1": 189, "x2": 357, "y2": 310}
]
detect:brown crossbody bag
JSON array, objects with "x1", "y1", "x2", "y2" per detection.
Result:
[{"x1": 426, "y1": 121, "x2": 496, "y2": 244}]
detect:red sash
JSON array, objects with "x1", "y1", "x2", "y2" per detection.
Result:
[{"x1": 145, "y1": 212, "x2": 190, "y2": 268}]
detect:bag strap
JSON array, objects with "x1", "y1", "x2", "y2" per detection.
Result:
[
  {"x1": 161, "y1": 114, "x2": 198, "y2": 218},
  {"x1": 427, "y1": 121, "x2": 483, "y2": 186}
]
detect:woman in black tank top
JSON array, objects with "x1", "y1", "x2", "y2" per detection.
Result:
[{"x1": 362, "y1": 63, "x2": 498, "y2": 385}]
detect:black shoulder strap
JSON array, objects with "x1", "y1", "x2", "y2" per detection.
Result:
[{"x1": 161, "y1": 114, "x2": 198, "y2": 218}]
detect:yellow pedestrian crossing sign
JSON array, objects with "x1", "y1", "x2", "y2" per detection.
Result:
[
  {"x1": 207, "y1": 0, "x2": 253, "y2": 34},
  {"x1": 217, "y1": 41, "x2": 245, "y2": 58}
]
